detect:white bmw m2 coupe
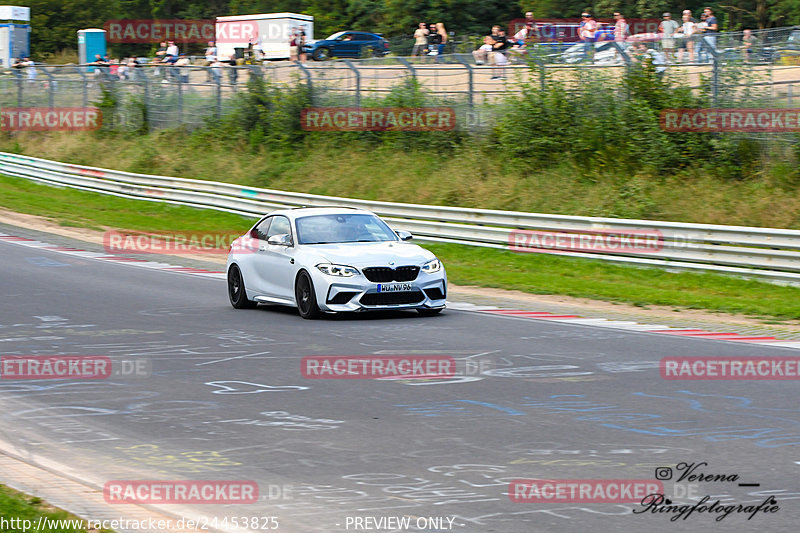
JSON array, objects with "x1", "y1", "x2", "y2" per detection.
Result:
[{"x1": 226, "y1": 207, "x2": 447, "y2": 318}]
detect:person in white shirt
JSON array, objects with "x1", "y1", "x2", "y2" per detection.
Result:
[{"x1": 674, "y1": 11, "x2": 697, "y2": 62}]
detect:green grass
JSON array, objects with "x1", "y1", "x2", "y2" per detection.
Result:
[
  {"x1": 0, "y1": 484, "x2": 113, "y2": 532},
  {"x1": 4, "y1": 173, "x2": 800, "y2": 319}
]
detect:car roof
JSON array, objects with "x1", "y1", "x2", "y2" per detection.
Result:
[{"x1": 265, "y1": 206, "x2": 374, "y2": 220}]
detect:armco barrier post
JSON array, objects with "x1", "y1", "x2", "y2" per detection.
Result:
[{"x1": 342, "y1": 59, "x2": 361, "y2": 107}]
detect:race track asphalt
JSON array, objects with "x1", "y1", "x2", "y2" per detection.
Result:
[{"x1": 1, "y1": 232, "x2": 798, "y2": 533}]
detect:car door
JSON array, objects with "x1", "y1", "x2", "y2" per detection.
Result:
[
  {"x1": 258, "y1": 215, "x2": 297, "y2": 301},
  {"x1": 350, "y1": 33, "x2": 376, "y2": 57},
  {"x1": 334, "y1": 33, "x2": 359, "y2": 57},
  {"x1": 238, "y1": 216, "x2": 272, "y2": 295}
]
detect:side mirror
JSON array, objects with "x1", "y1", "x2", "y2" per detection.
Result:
[
  {"x1": 267, "y1": 233, "x2": 292, "y2": 246},
  {"x1": 396, "y1": 230, "x2": 413, "y2": 241}
]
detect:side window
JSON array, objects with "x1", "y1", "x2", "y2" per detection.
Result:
[
  {"x1": 267, "y1": 216, "x2": 291, "y2": 240},
  {"x1": 254, "y1": 217, "x2": 272, "y2": 240}
]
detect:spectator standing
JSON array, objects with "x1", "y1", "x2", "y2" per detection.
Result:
[
  {"x1": 659, "y1": 13, "x2": 679, "y2": 62},
  {"x1": 411, "y1": 23, "x2": 429, "y2": 56},
  {"x1": 298, "y1": 26, "x2": 308, "y2": 61},
  {"x1": 175, "y1": 53, "x2": 190, "y2": 83},
  {"x1": 741, "y1": 29, "x2": 758, "y2": 61},
  {"x1": 674, "y1": 10, "x2": 696, "y2": 62},
  {"x1": 613, "y1": 12, "x2": 629, "y2": 42},
  {"x1": 227, "y1": 53, "x2": 238, "y2": 85},
  {"x1": 702, "y1": 7, "x2": 719, "y2": 60},
  {"x1": 289, "y1": 28, "x2": 299, "y2": 61},
  {"x1": 204, "y1": 41, "x2": 217, "y2": 81},
  {"x1": 23, "y1": 56, "x2": 36, "y2": 82},
  {"x1": 427, "y1": 22, "x2": 442, "y2": 56},
  {"x1": 166, "y1": 40, "x2": 179, "y2": 58},
  {"x1": 579, "y1": 12, "x2": 597, "y2": 61},
  {"x1": 695, "y1": 13, "x2": 709, "y2": 62},
  {"x1": 155, "y1": 41, "x2": 167, "y2": 59},
  {"x1": 209, "y1": 58, "x2": 223, "y2": 84},
  {"x1": 435, "y1": 23, "x2": 448, "y2": 57}
]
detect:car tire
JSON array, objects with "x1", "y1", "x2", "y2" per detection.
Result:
[
  {"x1": 417, "y1": 308, "x2": 443, "y2": 317},
  {"x1": 312, "y1": 48, "x2": 330, "y2": 61},
  {"x1": 228, "y1": 265, "x2": 257, "y2": 309},
  {"x1": 295, "y1": 271, "x2": 321, "y2": 319}
]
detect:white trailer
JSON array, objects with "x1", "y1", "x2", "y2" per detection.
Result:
[{"x1": 215, "y1": 12, "x2": 313, "y2": 60}]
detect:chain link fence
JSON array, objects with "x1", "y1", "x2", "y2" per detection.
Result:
[{"x1": 1, "y1": 26, "x2": 798, "y2": 133}]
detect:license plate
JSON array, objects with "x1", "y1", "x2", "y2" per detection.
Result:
[{"x1": 377, "y1": 283, "x2": 414, "y2": 293}]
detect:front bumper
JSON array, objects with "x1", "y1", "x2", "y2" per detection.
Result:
[{"x1": 311, "y1": 270, "x2": 447, "y2": 313}]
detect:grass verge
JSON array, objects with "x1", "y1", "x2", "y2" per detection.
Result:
[
  {"x1": 4, "y1": 174, "x2": 800, "y2": 320},
  {"x1": 0, "y1": 484, "x2": 112, "y2": 532}
]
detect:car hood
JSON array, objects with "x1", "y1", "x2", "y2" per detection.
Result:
[{"x1": 301, "y1": 241, "x2": 435, "y2": 267}]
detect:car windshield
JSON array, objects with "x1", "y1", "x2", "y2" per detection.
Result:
[
  {"x1": 327, "y1": 32, "x2": 346, "y2": 40},
  {"x1": 295, "y1": 213, "x2": 399, "y2": 244}
]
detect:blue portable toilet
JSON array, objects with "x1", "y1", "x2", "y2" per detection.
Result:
[
  {"x1": 78, "y1": 28, "x2": 106, "y2": 71},
  {"x1": 0, "y1": 5, "x2": 31, "y2": 68}
]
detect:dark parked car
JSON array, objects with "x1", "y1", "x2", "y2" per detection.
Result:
[{"x1": 304, "y1": 31, "x2": 390, "y2": 60}]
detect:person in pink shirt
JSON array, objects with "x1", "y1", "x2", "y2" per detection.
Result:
[{"x1": 579, "y1": 12, "x2": 598, "y2": 61}]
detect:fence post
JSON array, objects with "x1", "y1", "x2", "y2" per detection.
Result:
[
  {"x1": 342, "y1": 59, "x2": 361, "y2": 107},
  {"x1": 41, "y1": 67, "x2": 56, "y2": 108},
  {"x1": 10, "y1": 69, "x2": 22, "y2": 107},
  {"x1": 295, "y1": 61, "x2": 314, "y2": 104},
  {"x1": 79, "y1": 66, "x2": 89, "y2": 108},
  {"x1": 396, "y1": 57, "x2": 417, "y2": 82},
  {"x1": 789, "y1": 83, "x2": 793, "y2": 106},
  {"x1": 215, "y1": 73, "x2": 222, "y2": 119},
  {"x1": 453, "y1": 55, "x2": 474, "y2": 107},
  {"x1": 143, "y1": 73, "x2": 150, "y2": 132},
  {"x1": 703, "y1": 35, "x2": 720, "y2": 106},
  {"x1": 177, "y1": 71, "x2": 183, "y2": 126}
]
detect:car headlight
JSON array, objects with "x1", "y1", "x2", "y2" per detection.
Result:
[
  {"x1": 316, "y1": 263, "x2": 359, "y2": 277},
  {"x1": 421, "y1": 258, "x2": 442, "y2": 273}
]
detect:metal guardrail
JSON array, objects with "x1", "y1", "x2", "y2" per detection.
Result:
[{"x1": 3, "y1": 151, "x2": 800, "y2": 283}]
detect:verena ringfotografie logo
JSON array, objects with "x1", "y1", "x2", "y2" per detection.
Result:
[
  {"x1": 661, "y1": 108, "x2": 800, "y2": 132},
  {"x1": 661, "y1": 357, "x2": 800, "y2": 380},
  {"x1": 509, "y1": 229, "x2": 663, "y2": 254},
  {"x1": 300, "y1": 107, "x2": 456, "y2": 131},
  {"x1": 104, "y1": 480, "x2": 258, "y2": 504},
  {"x1": 0, "y1": 356, "x2": 151, "y2": 379},
  {"x1": 1, "y1": 108, "x2": 102, "y2": 131},
  {"x1": 103, "y1": 231, "x2": 256, "y2": 255},
  {"x1": 301, "y1": 356, "x2": 456, "y2": 379},
  {"x1": 509, "y1": 479, "x2": 663, "y2": 503}
]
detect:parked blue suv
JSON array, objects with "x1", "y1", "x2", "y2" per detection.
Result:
[{"x1": 305, "y1": 31, "x2": 390, "y2": 60}]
